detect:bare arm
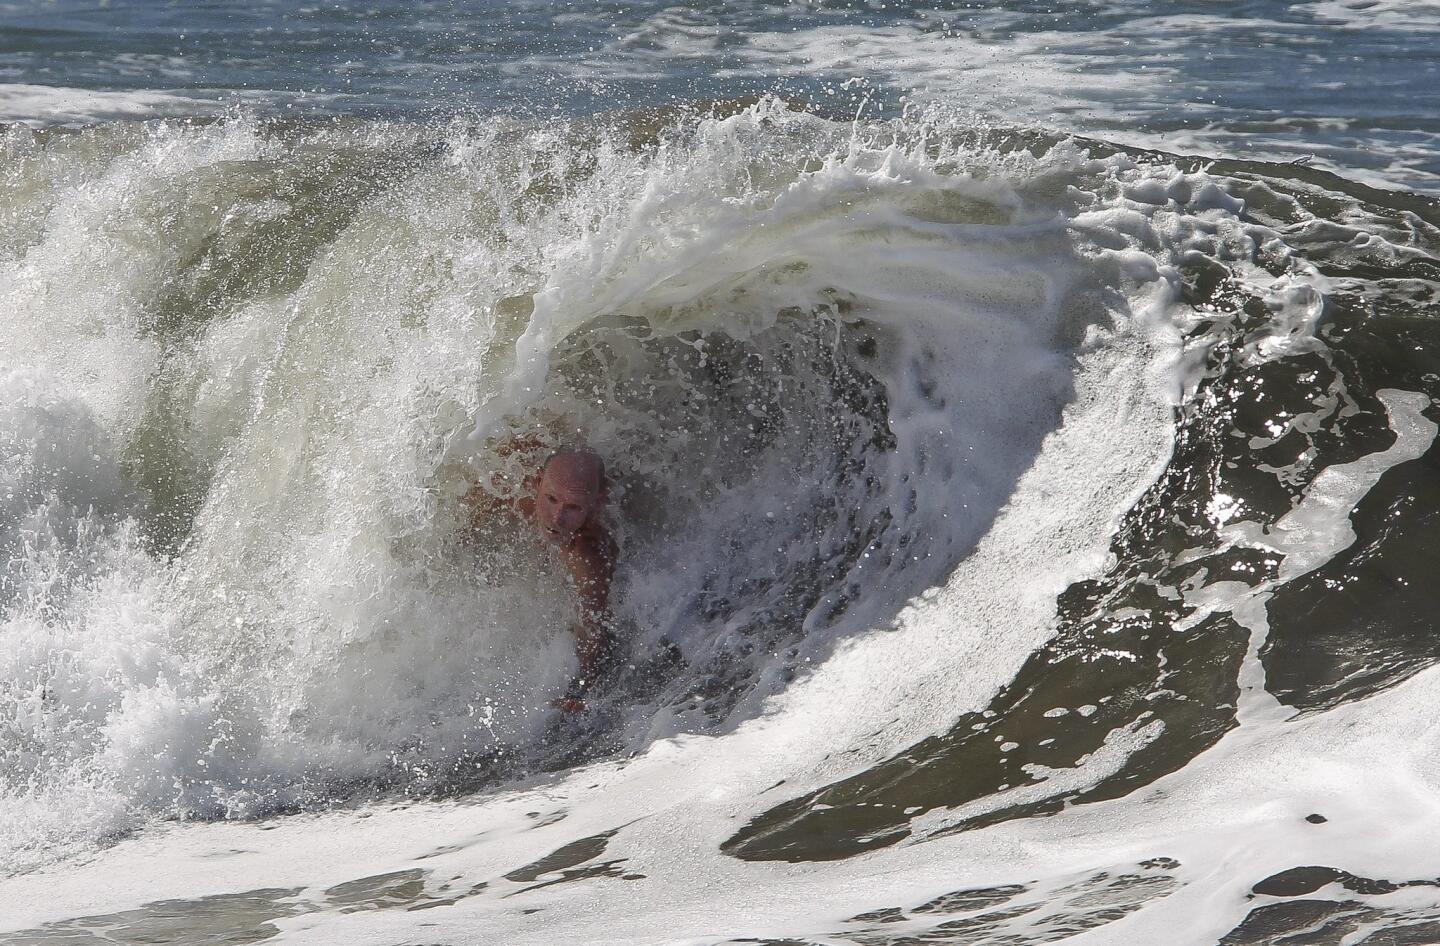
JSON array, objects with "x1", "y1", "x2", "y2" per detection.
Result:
[{"x1": 555, "y1": 533, "x2": 617, "y2": 708}]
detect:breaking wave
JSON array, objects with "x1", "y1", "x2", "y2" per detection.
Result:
[{"x1": 4, "y1": 100, "x2": 1440, "y2": 946}]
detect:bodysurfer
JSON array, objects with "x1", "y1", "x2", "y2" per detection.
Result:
[{"x1": 463, "y1": 441, "x2": 618, "y2": 713}]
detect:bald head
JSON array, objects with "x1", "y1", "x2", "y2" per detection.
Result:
[
  {"x1": 542, "y1": 448, "x2": 604, "y2": 492},
  {"x1": 535, "y1": 447, "x2": 606, "y2": 546}
]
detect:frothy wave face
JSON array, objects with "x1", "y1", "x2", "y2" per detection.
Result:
[
  {"x1": 0, "y1": 105, "x2": 1073, "y2": 868},
  {"x1": 2, "y1": 99, "x2": 1428, "y2": 893}
]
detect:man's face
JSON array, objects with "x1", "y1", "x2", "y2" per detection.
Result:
[{"x1": 535, "y1": 454, "x2": 604, "y2": 545}]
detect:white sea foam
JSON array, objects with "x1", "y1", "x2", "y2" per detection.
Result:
[
  {"x1": 0, "y1": 102, "x2": 1430, "y2": 943},
  {"x1": 1310, "y1": 0, "x2": 1440, "y2": 31},
  {"x1": 8, "y1": 381, "x2": 1430, "y2": 946},
  {"x1": 0, "y1": 83, "x2": 240, "y2": 126}
]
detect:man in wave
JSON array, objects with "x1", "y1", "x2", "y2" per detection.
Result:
[{"x1": 464, "y1": 442, "x2": 618, "y2": 713}]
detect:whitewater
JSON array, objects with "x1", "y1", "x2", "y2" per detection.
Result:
[{"x1": 3, "y1": 3, "x2": 1440, "y2": 945}]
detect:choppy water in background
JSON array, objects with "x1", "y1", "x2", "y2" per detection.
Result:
[
  {"x1": 3, "y1": 0, "x2": 1440, "y2": 189},
  {"x1": 2, "y1": 3, "x2": 1440, "y2": 946}
]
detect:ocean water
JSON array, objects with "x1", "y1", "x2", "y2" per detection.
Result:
[{"x1": 2, "y1": 3, "x2": 1440, "y2": 945}]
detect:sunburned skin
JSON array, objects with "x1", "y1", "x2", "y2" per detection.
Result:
[{"x1": 464, "y1": 442, "x2": 617, "y2": 713}]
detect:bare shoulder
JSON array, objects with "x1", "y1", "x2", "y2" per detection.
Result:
[
  {"x1": 565, "y1": 527, "x2": 617, "y2": 574},
  {"x1": 460, "y1": 481, "x2": 509, "y2": 517},
  {"x1": 462, "y1": 432, "x2": 550, "y2": 523}
]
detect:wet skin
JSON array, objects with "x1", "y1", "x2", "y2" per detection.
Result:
[{"x1": 466, "y1": 445, "x2": 617, "y2": 712}]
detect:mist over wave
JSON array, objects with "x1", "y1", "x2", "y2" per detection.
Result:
[
  {"x1": 0, "y1": 101, "x2": 1162, "y2": 860},
  {"x1": 2, "y1": 94, "x2": 1440, "y2": 946}
]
